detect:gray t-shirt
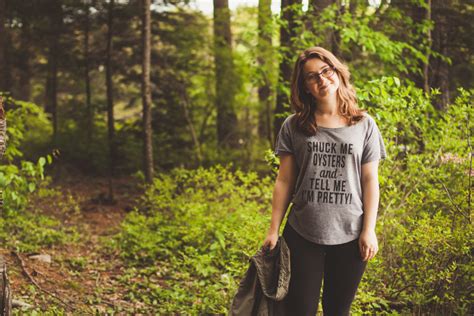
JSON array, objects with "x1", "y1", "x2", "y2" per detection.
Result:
[{"x1": 274, "y1": 113, "x2": 387, "y2": 245}]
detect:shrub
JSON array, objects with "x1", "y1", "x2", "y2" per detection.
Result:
[
  {"x1": 0, "y1": 97, "x2": 73, "y2": 251},
  {"x1": 114, "y1": 164, "x2": 274, "y2": 313}
]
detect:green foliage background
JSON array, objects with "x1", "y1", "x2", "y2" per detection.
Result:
[
  {"x1": 0, "y1": 1, "x2": 472, "y2": 314},
  {"x1": 112, "y1": 83, "x2": 473, "y2": 314}
]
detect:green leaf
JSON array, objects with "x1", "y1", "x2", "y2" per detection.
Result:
[
  {"x1": 394, "y1": 77, "x2": 401, "y2": 87},
  {"x1": 38, "y1": 157, "x2": 46, "y2": 168},
  {"x1": 28, "y1": 183, "x2": 36, "y2": 193}
]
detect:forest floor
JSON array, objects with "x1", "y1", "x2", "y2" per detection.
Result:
[{"x1": 1, "y1": 174, "x2": 143, "y2": 314}]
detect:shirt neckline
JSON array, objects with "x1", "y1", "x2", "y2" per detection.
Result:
[
  {"x1": 316, "y1": 116, "x2": 367, "y2": 131},
  {"x1": 317, "y1": 125, "x2": 351, "y2": 130}
]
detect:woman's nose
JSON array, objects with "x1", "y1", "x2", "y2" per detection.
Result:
[{"x1": 318, "y1": 76, "x2": 329, "y2": 86}]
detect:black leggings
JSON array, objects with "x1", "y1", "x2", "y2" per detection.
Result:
[{"x1": 282, "y1": 222, "x2": 367, "y2": 316}]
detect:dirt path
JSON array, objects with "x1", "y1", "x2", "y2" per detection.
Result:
[{"x1": 1, "y1": 175, "x2": 143, "y2": 314}]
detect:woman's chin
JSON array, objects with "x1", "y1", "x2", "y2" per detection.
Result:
[
  {"x1": 318, "y1": 89, "x2": 333, "y2": 98},
  {"x1": 311, "y1": 87, "x2": 338, "y2": 100}
]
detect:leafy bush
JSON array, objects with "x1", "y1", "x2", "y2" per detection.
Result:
[
  {"x1": 0, "y1": 97, "x2": 73, "y2": 251},
  {"x1": 354, "y1": 82, "x2": 473, "y2": 314},
  {"x1": 114, "y1": 164, "x2": 274, "y2": 313},
  {"x1": 1, "y1": 99, "x2": 52, "y2": 162}
]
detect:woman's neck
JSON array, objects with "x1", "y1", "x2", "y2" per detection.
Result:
[{"x1": 314, "y1": 96, "x2": 338, "y2": 116}]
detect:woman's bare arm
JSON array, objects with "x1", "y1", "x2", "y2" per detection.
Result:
[
  {"x1": 263, "y1": 153, "x2": 297, "y2": 248},
  {"x1": 359, "y1": 160, "x2": 380, "y2": 261},
  {"x1": 361, "y1": 160, "x2": 380, "y2": 232}
]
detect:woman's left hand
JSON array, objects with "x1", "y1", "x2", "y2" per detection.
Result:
[{"x1": 359, "y1": 229, "x2": 378, "y2": 261}]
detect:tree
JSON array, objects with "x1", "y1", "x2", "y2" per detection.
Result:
[
  {"x1": 83, "y1": 0, "x2": 93, "y2": 147},
  {"x1": 213, "y1": 0, "x2": 238, "y2": 148},
  {"x1": 257, "y1": 0, "x2": 274, "y2": 146},
  {"x1": 18, "y1": 16, "x2": 32, "y2": 100},
  {"x1": 307, "y1": 0, "x2": 333, "y2": 49},
  {"x1": 141, "y1": 0, "x2": 154, "y2": 182},
  {"x1": 431, "y1": 0, "x2": 451, "y2": 109},
  {"x1": 45, "y1": 0, "x2": 62, "y2": 146},
  {"x1": 273, "y1": 0, "x2": 302, "y2": 139},
  {"x1": 0, "y1": 0, "x2": 6, "y2": 92},
  {"x1": 105, "y1": 0, "x2": 116, "y2": 200}
]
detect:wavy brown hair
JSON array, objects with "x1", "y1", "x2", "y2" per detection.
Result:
[{"x1": 289, "y1": 46, "x2": 366, "y2": 136}]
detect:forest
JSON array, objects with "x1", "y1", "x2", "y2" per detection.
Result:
[{"x1": 0, "y1": 0, "x2": 472, "y2": 314}]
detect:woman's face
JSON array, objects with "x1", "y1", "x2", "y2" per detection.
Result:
[{"x1": 302, "y1": 58, "x2": 340, "y2": 101}]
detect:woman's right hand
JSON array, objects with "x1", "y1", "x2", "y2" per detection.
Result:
[{"x1": 262, "y1": 231, "x2": 279, "y2": 251}]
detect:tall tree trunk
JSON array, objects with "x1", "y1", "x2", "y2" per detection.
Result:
[
  {"x1": 349, "y1": 0, "x2": 357, "y2": 16},
  {"x1": 2, "y1": 8, "x2": 13, "y2": 94},
  {"x1": 244, "y1": 104, "x2": 252, "y2": 167},
  {"x1": 105, "y1": 0, "x2": 116, "y2": 200},
  {"x1": 19, "y1": 20, "x2": 31, "y2": 100},
  {"x1": 307, "y1": 0, "x2": 333, "y2": 49},
  {"x1": 404, "y1": 0, "x2": 428, "y2": 90},
  {"x1": 84, "y1": 3, "x2": 93, "y2": 147},
  {"x1": 423, "y1": 0, "x2": 432, "y2": 94},
  {"x1": 141, "y1": 0, "x2": 154, "y2": 183},
  {"x1": 45, "y1": 0, "x2": 61, "y2": 147},
  {"x1": 331, "y1": 0, "x2": 342, "y2": 56},
  {"x1": 213, "y1": 0, "x2": 238, "y2": 148},
  {"x1": 179, "y1": 82, "x2": 203, "y2": 165},
  {"x1": 257, "y1": 0, "x2": 273, "y2": 146},
  {"x1": 431, "y1": 0, "x2": 450, "y2": 109},
  {"x1": 274, "y1": 0, "x2": 302, "y2": 140},
  {"x1": 0, "y1": 0, "x2": 6, "y2": 92}
]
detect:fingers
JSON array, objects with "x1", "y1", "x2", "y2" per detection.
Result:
[
  {"x1": 359, "y1": 244, "x2": 378, "y2": 261},
  {"x1": 262, "y1": 240, "x2": 276, "y2": 251},
  {"x1": 268, "y1": 241, "x2": 277, "y2": 251},
  {"x1": 262, "y1": 243, "x2": 275, "y2": 254},
  {"x1": 362, "y1": 245, "x2": 369, "y2": 261}
]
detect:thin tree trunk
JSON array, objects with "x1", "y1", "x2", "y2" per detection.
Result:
[
  {"x1": 19, "y1": 20, "x2": 31, "y2": 101},
  {"x1": 405, "y1": 0, "x2": 429, "y2": 90},
  {"x1": 307, "y1": 0, "x2": 333, "y2": 49},
  {"x1": 84, "y1": 3, "x2": 93, "y2": 147},
  {"x1": 45, "y1": 0, "x2": 61, "y2": 147},
  {"x1": 0, "y1": 0, "x2": 6, "y2": 92},
  {"x1": 105, "y1": 0, "x2": 116, "y2": 200},
  {"x1": 257, "y1": 0, "x2": 274, "y2": 146},
  {"x1": 244, "y1": 104, "x2": 251, "y2": 168},
  {"x1": 213, "y1": 0, "x2": 238, "y2": 148},
  {"x1": 431, "y1": 0, "x2": 450, "y2": 110},
  {"x1": 423, "y1": 0, "x2": 432, "y2": 94},
  {"x1": 274, "y1": 0, "x2": 302, "y2": 140},
  {"x1": 141, "y1": 0, "x2": 154, "y2": 182},
  {"x1": 198, "y1": 101, "x2": 214, "y2": 144},
  {"x1": 332, "y1": 0, "x2": 342, "y2": 56},
  {"x1": 349, "y1": 0, "x2": 357, "y2": 16},
  {"x1": 179, "y1": 83, "x2": 202, "y2": 165}
]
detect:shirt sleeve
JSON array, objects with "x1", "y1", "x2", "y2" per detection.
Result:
[
  {"x1": 361, "y1": 116, "x2": 387, "y2": 164},
  {"x1": 274, "y1": 116, "x2": 294, "y2": 156}
]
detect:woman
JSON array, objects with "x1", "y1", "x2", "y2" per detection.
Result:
[{"x1": 262, "y1": 46, "x2": 387, "y2": 315}]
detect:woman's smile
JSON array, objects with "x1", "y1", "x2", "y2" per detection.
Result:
[{"x1": 303, "y1": 58, "x2": 340, "y2": 100}]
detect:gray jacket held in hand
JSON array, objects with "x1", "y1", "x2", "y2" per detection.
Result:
[{"x1": 229, "y1": 236, "x2": 291, "y2": 316}]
